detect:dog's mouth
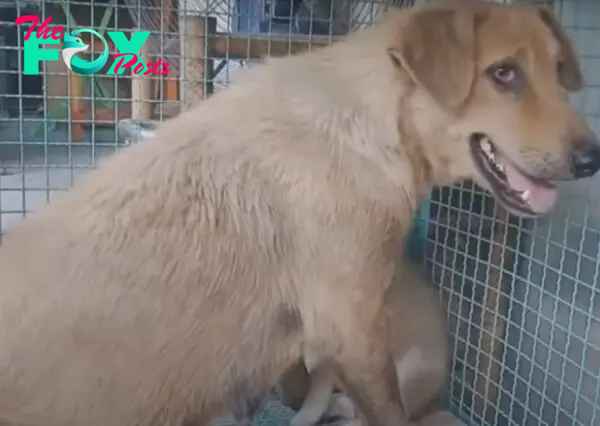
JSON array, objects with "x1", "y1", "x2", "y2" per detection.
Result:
[{"x1": 469, "y1": 133, "x2": 557, "y2": 217}]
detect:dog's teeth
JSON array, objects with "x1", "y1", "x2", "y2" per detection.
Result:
[
  {"x1": 480, "y1": 139, "x2": 493, "y2": 156},
  {"x1": 520, "y1": 190, "x2": 531, "y2": 201},
  {"x1": 496, "y1": 164, "x2": 506, "y2": 174},
  {"x1": 480, "y1": 139, "x2": 497, "y2": 163}
]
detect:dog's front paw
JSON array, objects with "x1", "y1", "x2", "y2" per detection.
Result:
[
  {"x1": 291, "y1": 408, "x2": 326, "y2": 426},
  {"x1": 323, "y1": 395, "x2": 356, "y2": 421}
]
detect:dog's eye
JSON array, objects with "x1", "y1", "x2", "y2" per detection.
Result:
[
  {"x1": 493, "y1": 66, "x2": 516, "y2": 84},
  {"x1": 486, "y1": 61, "x2": 526, "y2": 93}
]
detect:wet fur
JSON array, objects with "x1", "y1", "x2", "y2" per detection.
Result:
[
  {"x1": 0, "y1": 1, "x2": 593, "y2": 425},
  {"x1": 285, "y1": 259, "x2": 448, "y2": 426}
]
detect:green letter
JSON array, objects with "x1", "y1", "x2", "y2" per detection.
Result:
[
  {"x1": 23, "y1": 32, "x2": 59, "y2": 75},
  {"x1": 106, "y1": 31, "x2": 150, "y2": 75}
]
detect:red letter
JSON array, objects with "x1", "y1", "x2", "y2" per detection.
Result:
[
  {"x1": 149, "y1": 58, "x2": 162, "y2": 75},
  {"x1": 36, "y1": 17, "x2": 54, "y2": 40},
  {"x1": 143, "y1": 62, "x2": 154, "y2": 76},
  {"x1": 111, "y1": 53, "x2": 138, "y2": 73},
  {"x1": 161, "y1": 62, "x2": 172, "y2": 76},
  {"x1": 15, "y1": 15, "x2": 39, "y2": 41},
  {"x1": 50, "y1": 26, "x2": 64, "y2": 40},
  {"x1": 133, "y1": 62, "x2": 144, "y2": 75}
]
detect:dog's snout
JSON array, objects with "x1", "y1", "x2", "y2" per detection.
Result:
[{"x1": 571, "y1": 137, "x2": 600, "y2": 179}]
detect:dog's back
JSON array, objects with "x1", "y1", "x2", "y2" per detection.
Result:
[
  {"x1": 0, "y1": 87, "x2": 311, "y2": 425},
  {"x1": 0, "y1": 25, "x2": 410, "y2": 424}
]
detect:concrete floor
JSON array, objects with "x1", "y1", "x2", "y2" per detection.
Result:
[{"x1": 0, "y1": 120, "x2": 127, "y2": 233}]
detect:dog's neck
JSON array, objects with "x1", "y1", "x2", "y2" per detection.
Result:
[
  {"x1": 398, "y1": 88, "x2": 467, "y2": 189},
  {"x1": 282, "y1": 31, "x2": 455, "y2": 212},
  {"x1": 235, "y1": 20, "x2": 460, "y2": 219},
  {"x1": 328, "y1": 24, "x2": 467, "y2": 193}
]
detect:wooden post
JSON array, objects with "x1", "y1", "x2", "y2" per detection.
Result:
[
  {"x1": 165, "y1": 78, "x2": 179, "y2": 104},
  {"x1": 158, "y1": 0, "x2": 179, "y2": 116},
  {"x1": 69, "y1": 69, "x2": 84, "y2": 142},
  {"x1": 178, "y1": 0, "x2": 216, "y2": 112},
  {"x1": 473, "y1": 203, "x2": 515, "y2": 425},
  {"x1": 131, "y1": 41, "x2": 153, "y2": 120}
]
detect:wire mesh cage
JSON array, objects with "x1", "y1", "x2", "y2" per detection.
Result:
[{"x1": 0, "y1": 0, "x2": 598, "y2": 425}]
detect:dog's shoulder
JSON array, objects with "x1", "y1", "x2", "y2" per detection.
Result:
[{"x1": 16, "y1": 14, "x2": 419, "y2": 251}]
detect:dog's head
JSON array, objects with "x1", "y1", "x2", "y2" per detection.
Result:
[{"x1": 388, "y1": 0, "x2": 599, "y2": 217}]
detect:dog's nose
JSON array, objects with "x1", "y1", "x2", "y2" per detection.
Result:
[{"x1": 571, "y1": 137, "x2": 600, "y2": 179}]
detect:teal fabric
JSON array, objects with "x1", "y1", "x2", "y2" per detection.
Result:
[{"x1": 406, "y1": 197, "x2": 431, "y2": 264}]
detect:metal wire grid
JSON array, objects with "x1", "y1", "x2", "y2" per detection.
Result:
[
  {"x1": 425, "y1": 1, "x2": 600, "y2": 425},
  {"x1": 0, "y1": 0, "x2": 414, "y2": 237},
  {"x1": 0, "y1": 0, "x2": 598, "y2": 426}
]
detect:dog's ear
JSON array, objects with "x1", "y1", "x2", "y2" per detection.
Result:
[
  {"x1": 388, "y1": 9, "x2": 476, "y2": 111},
  {"x1": 537, "y1": 7, "x2": 583, "y2": 91}
]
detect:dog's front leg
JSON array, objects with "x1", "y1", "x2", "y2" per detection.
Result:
[
  {"x1": 332, "y1": 316, "x2": 410, "y2": 426},
  {"x1": 305, "y1": 288, "x2": 411, "y2": 425},
  {"x1": 290, "y1": 365, "x2": 337, "y2": 426}
]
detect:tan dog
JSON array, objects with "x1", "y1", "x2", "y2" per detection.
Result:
[
  {"x1": 287, "y1": 258, "x2": 448, "y2": 426},
  {"x1": 0, "y1": 1, "x2": 596, "y2": 426}
]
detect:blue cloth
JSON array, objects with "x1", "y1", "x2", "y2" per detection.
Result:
[
  {"x1": 234, "y1": 0, "x2": 335, "y2": 36},
  {"x1": 406, "y1": 197, "x2": 431, "y2": 264},
  {"x1": 233, "y1": 0, "x2": 265, "y2": 34}
]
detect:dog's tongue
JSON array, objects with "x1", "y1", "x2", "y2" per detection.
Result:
[{"x1": 503, "y1": 161, "x2": 557, "y2": 214}]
